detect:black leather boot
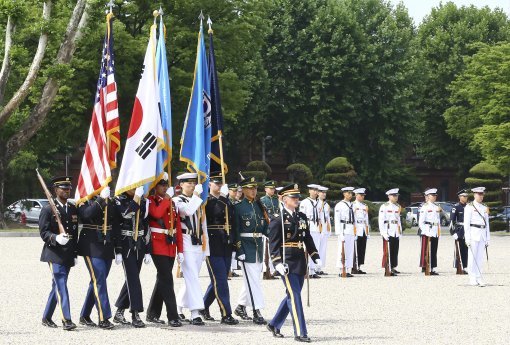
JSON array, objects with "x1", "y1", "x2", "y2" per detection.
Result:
[
  {"x1": 234, "y1": 305, "x2": 251, "y2": 320},
  {"x1": 113, "y1": 309, "x2": 130, "y2": 325},
  {"x1": 131, "y1": 311, "x2": 146, "y2": 328},
  {"x1": 253, "y1": 309, "x2": 267, "y2": 325},
  {"x1": 199, "y1": 309, "x2": 215, "y2": 321}
]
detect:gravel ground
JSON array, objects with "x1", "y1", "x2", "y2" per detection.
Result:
[{"x1": 0, "y1": 234, "x2": 508, "y2": 345}]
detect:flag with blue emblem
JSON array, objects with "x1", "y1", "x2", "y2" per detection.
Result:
[
  {"x1": 180, "y1": 19, "x2": 211, "y2": 201},
  {"x1": 207, "y1": 18, "x2": 228, "y2": 176}
]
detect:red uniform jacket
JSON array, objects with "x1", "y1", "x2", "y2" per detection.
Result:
[{"x1": 148, "y1": 195, "x2": 183, "y2": 257}]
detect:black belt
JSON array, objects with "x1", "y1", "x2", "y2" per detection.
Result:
[
  {"x1": 340, "y1": 220, "x2": 353, "y2": 224},
  {"x1": 470, "y1": 224, "x2": 485, "y2": 229},
  {"x1": 424, "y1": 221, "x2": 439, "y2": 226},
  {"x1": 384, "y1": 220, "x2": 398, "y2": 224},
  {"x1": 208, "y1": 225, "x2": 231, "y2": 230}
]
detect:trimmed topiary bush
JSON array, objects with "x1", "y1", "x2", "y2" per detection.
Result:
[
  {"x1": 246, "y1": 161, "x2": 272, "y2": 176},
  {"x1": 287, "y1": 163, "x2": 313, "y2": 185},
  {"x1": 465, "y1": 161, "x2": 504, "y2": 212},
  {"x1": 242, "y1": 171, "x2": 267, "y2": 181},
  {"x1": 322, "y1": 157, "x2": 358, "y2": 199}
]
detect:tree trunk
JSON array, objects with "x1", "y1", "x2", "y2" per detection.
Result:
[
  {"x1": 0, "y1": 16, "x2": 15, "y2": 105},
  {"x1": 0, "y1": 157, "x2": 6, "y2": 229},
  {"x1": 0, "y1": 1, "x2": 52, "y2": 127}
]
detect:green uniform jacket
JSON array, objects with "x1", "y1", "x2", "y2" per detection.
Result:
[
  {"x1": 233, "y1": 198, "x2": 269, "y2": 263},
  {"x1": 260, "y1": 195, "x2": 280, "y2": 218}
]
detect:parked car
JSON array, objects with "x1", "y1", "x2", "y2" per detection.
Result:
[
  {"x1": 405, "y1": 206, "x2": 419, "y2": 226},
  {"x1": 4, "y1": 199, "x2": 49, "y2": 223},
  {"x1": 490, "y1": 206, "x2": 510, "y2": 222}
]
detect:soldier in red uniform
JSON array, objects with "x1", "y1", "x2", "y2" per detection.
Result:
[{"x1": 146, "y1": 173, "x2": 184, "y2": 327}]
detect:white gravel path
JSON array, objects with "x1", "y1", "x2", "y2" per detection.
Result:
[{"x1": 0, "y1": 234, "x2": 508, "y2": 344}]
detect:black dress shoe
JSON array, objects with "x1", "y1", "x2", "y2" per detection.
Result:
[
  {"x1": 234, "y1": 305, "x2": 252, "y2": 320},
  {"x1": 178, "y1": 313, "x2": 187, "y2": 321},
  {"x1": 131, "y1": 312, "x2": 146, "y2": 328},
  {"x1": 221, "y1": 315, "x2": 239, "y2": 325},
  {"x1": 113, "y1": 309, "x2": 130, "y2": 325},
  {"x1": 199, "y1": 309, "x2": 215, "y2": 321},
  {"x1": 191, "y1": 317, "x2": 205, "y2": 326},
  {"x1": 318, "y1": 271, "x2": 328, "y2": 275},
  {"x1": 310, "y1": 274, "x2": 321, "y2": 279},
  {"x1": 462, "y1": 270, "x2": 468, "y2": 275},
  {"x1": 346, "y1": 273, "x2": 354, "y2": 277},
  {"x1": 267, "y1": 324, "x2": 284, "y2": 338},
  {"x1": 146, "y1": 315, "x2": 165, "y2": 324},
  {"x1": 231, "y1": 271, "x2": 240, "y2": 277},
  {"x1": 430, "y1": 271, "x2": 439, "y2": 276},
  {"x1": 79, "y1": 316, "x2": 97, "y2": 327},
  {"x1": 392, "y1": 269, "x2": 401, "y2": 274},
  {"x1": 295, "y1": 336, "x2": 311, "y2": 342},
  {"x1": 253, "y1": 310, "x2": 267, "y2": 325},
  {"x1": 62, "y1": 320, "x2": 77, "y2": 331},
  {"x1": 390, "y1": 272, "x2": 397, "y2": 276},
  {"x1": 42, "y1": 318, "x2": 57, "y2": 328},
  {"x1": 98, "y1": 319, "x2": 114, "y2": 330},
  {"x1": 421, "y1": 267, "x2": 426, "y2": 272},
  {"x1": 357, "y1": 270, "x2": 366, "y2": 274},
  {"x1": 168, "y1": 319, "x2": 183, "y2": 327}
]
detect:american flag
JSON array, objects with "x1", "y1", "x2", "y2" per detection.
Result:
[{"x1": 75, "y1": 13, "x2": 120, "y2": 204}]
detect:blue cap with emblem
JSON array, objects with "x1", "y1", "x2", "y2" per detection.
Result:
[{"x1": 51, "y1": 176, "x2": 72, "y2": 189}]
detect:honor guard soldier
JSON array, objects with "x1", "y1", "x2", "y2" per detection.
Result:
[
  {"x1": 77, "y1": 185, "x2": 116, "y2": 329},
  {"x1": 267, "y1": 184, "x2": 322, "y2": 342},
  {"x1": 261, "y1": 180, "x2": 279, "y2": 279},
  {"x1": 353, "y1": 188, "x2": 370, "y2": 274},
  {"x1": 335, "y1": 187, "x2": 356, "y2": 277},
  {"x1": 378, "y1": 188, "x2": 402, "y2": 276},
  {"x1": 228, "y1": 183, "x2": 241, "y2": 277},
  {"x1": 464, "y1": 187, "x2": 490, "y2": 287},
  {"x1": 40, "y1": 176, "x2": 79, "y2": 330},
  {"x1": 419, "y1": 188, "x2": 441, "y2": 275},
  {"x1": 146, "y1": 173, "x2": 184, "y2": 327},
  {"x1": 201, "y1": 172, "x2": 239, "y2": 325},
  {"x1": 233, "y1": 177, "x2": 269, "y2": 324},
  {"x1": 173, "y1": 173, "x2": 210, "y2": 325},
  {"x1": 450, "y1": 189, "x2": 469, "y2": 274},
  {"x1": 299, "y1": 184, "x2": 321, "y2": 278},
  {"x1": 112, "y1": 186, "x2": 151, "y2": 328},
  {"x1": 317, "y1": 186, "x2": 331, "y2": 275}
]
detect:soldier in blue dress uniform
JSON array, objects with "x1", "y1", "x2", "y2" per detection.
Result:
[
  {"x1": 40, "y1": 176, "x2": 79, "y2": 331},
  {"x1": 267, "y1": 184, "x2": 322, "y2": 342},
  {"x1": 450, "y1": 189, "x2": 469, "y2": 273},
  {"x1": 77, "y1": 186, "x2": 116, "y2": 329}
]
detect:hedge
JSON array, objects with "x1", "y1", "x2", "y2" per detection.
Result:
[
  {"x1": 325, "y1": 157, "x2": 354, "y2": 173},
  {"x1": 464, "y1": 177, "x2": 503, "y2": 188},
  {"x1": 469, "y1": 162, "x2": 503, "y2": 179},
  {"x1": 324, "y1": 172, "x2": 357, "y2": 184},
  {"x1": 242, "y1": 171, "x2": 267, "y2": 181},
  {"x1": 287, "y1": 163, "x2": 313, "y2": 184},
  {"x1": 246, "y1": 160, "x2": 272, "y2": 176}
]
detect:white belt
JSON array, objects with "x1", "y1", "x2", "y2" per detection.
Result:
[
  {"x1": 240, "y1": 233, "x2": 263, "y2": 238},
  {"x1": 150, "y1": 227, "x2": 170, "y2": 235},
  {"x1": 121, "y1": 230, "x2": 144, "y2": 237},
  {"x1": 355, "y1": 220, "x2": 365, "y2": 224}
]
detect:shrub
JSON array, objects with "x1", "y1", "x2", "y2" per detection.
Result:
[
  {"x1": 469, "y1": 162, "x2": 504, "y2": 179},
  {"x1": 287, "y1": 163, "x2": 313, "y2": 185},
  {"x1": 242, "y1": 171, "x2": 267, "y2": 181},
  {"x1": 322, "y1": 157, "x2": 358, "y2": 200},
  {"x1": 465, "y1": 161, "x2": 503, "y2": 211},
  {"x1": 325, "y1": 157, "x2": 354, "y2": 173},
  {"x1": 246, "y1": 160, "x2": 272, "y2": 176}
]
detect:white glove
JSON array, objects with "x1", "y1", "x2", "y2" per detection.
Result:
[
  {"x1": 383, "y1": 234, "x2": 389, "y2": 241},
  {"x1": 452, "y1": 233, "x2": 458, "y2": 240},
  {"x1": 220, "y1": 184, "x2": 229, "y2": 197},
  {"x1": 485, "y1": 241, "x2": 489, "y2": 247},
  {"x1": 56, "y1": 233, "x2": 69, "y2": 245},
  {"x1": 275, "y1": 263, "x2": 288, "y2": 276},
  {"x1": 135, "y1": 186, "x2": 144, "y2": 198},
  {"x1": 144, "y1": 253, "x2": 152, "y2": 265},
  {"x1": 74, "y1": 258, "x2": 79, "y2": 266},
  {"x1": 466, "y1": 241, "x2": 471, "y2": 248},
  {"x1": 115, "y1": 253, "x2": 123, "y2": 265},
  {"x1": 367, "y1": 234, "x2": 371, "y2": 240},
  {"x1": 314, "y1": 258, "x2": 322, "y2": 269},
  {"x1": 177, "y1": 253, "x2": 184, "y2": 264},
  {"x1": 237, "y1": 254, "x2": 246, "y2": 261},
  {"x1": 100, "y1": 186, "x2": 110, "y2": 199},
  {"x1": 339, "y1": 236, "x2": 345, "y2": 243},
  {"x1": 166, "y1": 187, "x2": 175, "y2": 198},
  {"x1": 194, "y1": 184, "x2": 203, "y2": 196}
]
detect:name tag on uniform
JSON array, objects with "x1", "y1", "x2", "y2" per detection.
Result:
[{"x1": 72, "y1": 215, "x2": 78, "y2": 222}]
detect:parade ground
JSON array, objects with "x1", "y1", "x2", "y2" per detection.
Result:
[{"x1": 1, "y1": 233, "x2": 509, "y2": 345}]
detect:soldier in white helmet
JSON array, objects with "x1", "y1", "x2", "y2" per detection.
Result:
[
  {"x1": 418, "y1": 188, "x2": 441, "y2": 275},
  {"x1": 378, "y1": 188, "x2": 402, "y2": 276},
  {"x1": 335, "y1": 187, "x2": 356, "y2": 277}
]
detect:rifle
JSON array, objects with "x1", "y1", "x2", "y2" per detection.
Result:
[
  {"x1": 425, "y1": 236, "x2": 431, "y2": 276},
  {"x1": 36, "y1": 169, "x2": 66, "y2": 235},
  {"x1": 455, "y1": 240, "x2": 464, "y2": 274},
  {"x1": 341, "y1": 240, "x2": 346, "y2": 278},
  {"x1": 384, "y1": 238, "x2": 392, "y2": 277}
]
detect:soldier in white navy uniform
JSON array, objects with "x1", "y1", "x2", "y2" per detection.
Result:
[
  {"x1": 317, "y1": 186, "x2": 331, "y2": 275},
  {"x1": 353, "y1": 188, "x2": 370, "y2": 274},
  {"x1": 464, "y1": 187, "x2": 490, "y2": 287},
  {"x1": 378, "y1": 188, "x2": 402, "y2": 275},
  {"x1": 335, "y1": 187, "x2": 356, "y2": 277},
  {"x1": 299, "y1": 184, "x2": 321, "y2": 278},
  {"x1": 173, "y1": 172, "x2": 210, "y2": 325},
  {"x1": 418, "y1": 188, "x2": 441, "y2": 275}
]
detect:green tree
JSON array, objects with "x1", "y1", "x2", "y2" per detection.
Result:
[
  {"x1": 322, "y1": 157, "x2": 358, "y2": 200},
  {"x1": 414, "y1": 2, "x2": 509, "y2": 172},
  {"x1": 445, "y1": 43, "x2": 510, "y2": 176},
  {"x1": 465, "y1": 162, "x2": 503, "y2": 209}
]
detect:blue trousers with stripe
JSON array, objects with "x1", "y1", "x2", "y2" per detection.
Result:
[
  {"x1": 204, "y1": 255, "x2": 232, "y2": 317},
  {"x1": 43, "y1": 262, "x2": 71, "y2": 321},
  {"x1": 81, "y1": 256, "x2": 113, "y2": 321},
  {"x1": 269, "y1": 273, "x2": 307, "y2": 337}
]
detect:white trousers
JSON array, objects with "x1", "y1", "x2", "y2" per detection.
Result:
[
  {"x1": 262, "y1": 237, "x2": 275, "y2": 274},
  {"x1": 319, "y1": 231, "x2": 330, "y2": 268},
  {"x1": 468, "y1": 240, "x2": 486, "y2": 284},
  {"x1": 231, "y1": 252, "x2": 238, "y2": 270},
  {"x1": 237, "y1": 262, "x2": 264, "y2": 311},
  {"x1": 308, "y1": 231, "x2": 322, "y2": 274},
  {"x1": 177, "y1": 247, "x2": 206, "y2": 312},
  {"x1": 336, "y1": 234, "x2": 355, "y2": 272}
]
